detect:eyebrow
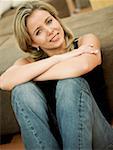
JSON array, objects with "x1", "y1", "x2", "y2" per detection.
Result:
[{"x1": 33, "y1": 16, "x2": 51, "y2": 35}]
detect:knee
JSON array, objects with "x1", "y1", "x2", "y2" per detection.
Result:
[
  {"x1": 12, "y1": 82, "x2": 35, "y2": 99},
  {"x1": 56, "y1": 77, "x2": 91, "y2": 106},
  {"x1": 11, "y1": 82, "x2": 47, "y2": 116},
  {"x1": 11, "y1": 82, "x2": 48, "y2": 125},
  {"x1": 11, "y1": 82, "x2": 41, "y2": 108},
  {"x1": 56, "y1": 78, "x2": 91, "y2": 114},
  {"x1": 56, "y1": 77, "x2": 89, "y2": 95}
]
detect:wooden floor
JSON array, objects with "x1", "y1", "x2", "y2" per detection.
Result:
[{"x1": 0, "y1": 134, "x2": 24, "y2": 150}]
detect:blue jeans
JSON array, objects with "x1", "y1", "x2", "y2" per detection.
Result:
[{"x1": 11, "y1": 77, "x2": 113, "y2": 150}]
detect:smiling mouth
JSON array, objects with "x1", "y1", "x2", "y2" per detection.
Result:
[{"x1": 50, "y1": 33, "x2": 59, "y2": 42}]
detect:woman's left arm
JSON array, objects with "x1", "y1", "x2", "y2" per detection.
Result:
[{"x1": 34, "y1": 33, "x2": 102, "y2": 81}]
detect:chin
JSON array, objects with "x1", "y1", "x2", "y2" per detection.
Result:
[{"x1": 53, "y1": 38, "x2": 65, "y2": 48}]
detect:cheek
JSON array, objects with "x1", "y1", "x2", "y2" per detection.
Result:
[
  {"x1": 57, "y1": 24, "x2": 64, "y2": 35},
  {"x1": 59, "y1": 27, "x2": 64, "y2": 38},
  {"x1": 33, "y1": 34, "x2": 47, "y2": 44},
  {"x1": 53, "y1": 20, "x2": 62, "y2": 29}
]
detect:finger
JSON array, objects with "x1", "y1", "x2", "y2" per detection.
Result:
[
  {"x1": 90, "y1": 44, "x2": 94, "y2": 48},
  {"x1": 90, "y1": 50, "x2": 98, "y2": 53}
]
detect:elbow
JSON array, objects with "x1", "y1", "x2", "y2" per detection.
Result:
[
  {"x1": 83, "y1": 63, "x2": 90, "y2": 73},
  {"x1": 0, "y1": 75, "x2": 14, "y2": 91},
  {"x1": 98, "y1": 55, "x2": 102, "y2": 65},
  {"x1": 98, "y1": 59, "x2": 102, "y2": 65},
  {"x1": 82, "y1": 63, "x2": 94, "y2": 74},
  {"x1": 84, "y1": 52, "x2": 102, "y2": 73},
  {"x1": 84, "y1": 59, "x2": 101, "y2": 73}
]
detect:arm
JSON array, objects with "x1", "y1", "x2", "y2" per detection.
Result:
[
  {"x1": 0, "y1": 49, "x2": 89, "y2": 91},
  {"x1": 34, "y1": 33, "x2": 102, "y2": 81},
  {"x1": 0, "y1": 55, "x2": 62, "y2": 91}
]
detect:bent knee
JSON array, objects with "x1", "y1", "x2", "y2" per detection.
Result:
[
  {"x1": 12, "y1": 82, "x2": 38, "y2": 96},
  {"x1": 56, "y1": 77, "x2": 89, "y2": 92},
  {"x1": 12, "y1": 82, "x2": 35, "y2": 95},
  {"x1": 11, "y1": 82, "x2": 38, "y2": 105},
  {"x1": 11, "y1": 82, "x2": 47, "y2": 114}
]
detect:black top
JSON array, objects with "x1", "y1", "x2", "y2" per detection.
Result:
[
  {"x1": 73, "y1": 39, "x2": 111, "y2": 122},
  {"x1": 36, "y1": 39, "x2": 111, "y2": 123}
]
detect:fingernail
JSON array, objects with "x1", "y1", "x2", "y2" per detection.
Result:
[{"x1": 90, "y1": 44, "x2": 94, "y2": 47}]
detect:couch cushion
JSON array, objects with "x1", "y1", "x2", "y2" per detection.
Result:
[
  {"x1": 0, "y1": 8, "x2": 16, "y2": 36},
  {"x1": 0, "y1": 35, "x2": 10, "y2": 46},
  {"x1": 0, "y1": 89, "x2": 20, "y2": 135},
  {"x1": 63, "y1": 5, "x2": 113, "y2": 113},
  {"x1": 0, "y1": 35, "x2": 27, "y2": 74}
]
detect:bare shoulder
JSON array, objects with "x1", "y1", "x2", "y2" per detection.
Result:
[
  {"x1": 77, "y1": 33, "x2": 100, "y2": 49},
  {"x1": 14, "y1": 56, "x2": 34, "y2": 66}
]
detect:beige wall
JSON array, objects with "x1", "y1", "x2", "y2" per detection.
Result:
[{"x1": 89, "y1": 0, "x2": 113, "y2": 10}]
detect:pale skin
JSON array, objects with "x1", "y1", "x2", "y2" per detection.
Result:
[{"x1": 0, "y1": 10, "x2": 101, "y2": 91}]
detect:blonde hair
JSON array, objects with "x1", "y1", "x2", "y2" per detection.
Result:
[{"x1": 14, "y1": 0, "x2": 74, "y2": 61}]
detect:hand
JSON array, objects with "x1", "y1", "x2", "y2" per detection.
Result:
[
  {"x1": 53, "y1": 44, "x2": 99, "y2": 62},
  {"x1": 78, "y1": 44, "x2": 99, "y2": 55},
  {"x1": 62, "y1": 44, "x2": 99, "y2": 59},
  {"x1": 54, "y1": 52, "x2": 76, "y2": 61}
]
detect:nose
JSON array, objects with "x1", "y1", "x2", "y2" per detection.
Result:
[{"x1": 45, "y1": 26, "x2": 54, "y2": 36}]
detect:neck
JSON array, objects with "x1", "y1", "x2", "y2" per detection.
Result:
[
  {"x1": 46, "y1": 48, "x2": 66, "y2": 56},
  {"x1": 43, "y1": 41, "x2": 67, "y2": 56}
]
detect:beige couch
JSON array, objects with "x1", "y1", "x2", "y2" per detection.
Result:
[
  {"x1": 0, "y1": 5, "x2": 113, "y2": 142},
  {"x1": 0, "y1": 0, "x2": 70, "y2": 138}
]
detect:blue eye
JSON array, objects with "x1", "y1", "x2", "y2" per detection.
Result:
[
  {"x1": 47, "y1": 19, "x2": 52, "y2": 24},
  {"x1": 36, "y1": 30, "x2": 41, "y2": 36}
]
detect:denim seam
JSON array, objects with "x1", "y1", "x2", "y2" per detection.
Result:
[
  {"x1": 14, "y1": 100, "x2": 45, "y2": 150},
  {"x1": 78, "y1": 90, "x2": 84, "y2": 150}
]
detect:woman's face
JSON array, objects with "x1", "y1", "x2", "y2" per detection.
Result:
[{"x1": 26, "y1": 9, "x2": 66, "y2": 55}]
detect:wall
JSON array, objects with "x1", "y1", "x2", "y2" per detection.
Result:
[{"x1": 89, "y1": 0, "x2": 113, "y2": 10}]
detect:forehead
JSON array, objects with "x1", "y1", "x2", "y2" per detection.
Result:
[{"x1": 26, "y1": 10, "x2": 52, "y2": 26}]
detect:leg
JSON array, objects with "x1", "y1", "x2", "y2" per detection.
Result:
[
  {"x1": 11, "y1": 81, "x2": 60, "y2": 150},
  {"x1": 55, "y1": 77, "x2": 113, "y2": 150}
]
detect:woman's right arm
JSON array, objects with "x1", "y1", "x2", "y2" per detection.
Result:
[
  {"x1": 0, "y1": 44, "x2": 96, "y2": 91},
  {"x1": 0, "y1": 50, "x2": 81, "y2": 91},
  {"x1": 0, "y1": 55, "x2": 62, "y2": 91}
]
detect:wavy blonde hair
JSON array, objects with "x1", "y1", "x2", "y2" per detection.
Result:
[{"x1": 14, "y1": 0, "x2": 74, "y2": 61}]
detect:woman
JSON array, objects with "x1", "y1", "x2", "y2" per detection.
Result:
[{"x1": 0, "y1": 0, "x2": 113, "y2": 149}]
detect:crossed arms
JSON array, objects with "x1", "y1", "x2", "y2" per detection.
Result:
[{"x1": 0, "y1": 34, "x2": 101, "y2": 91}]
